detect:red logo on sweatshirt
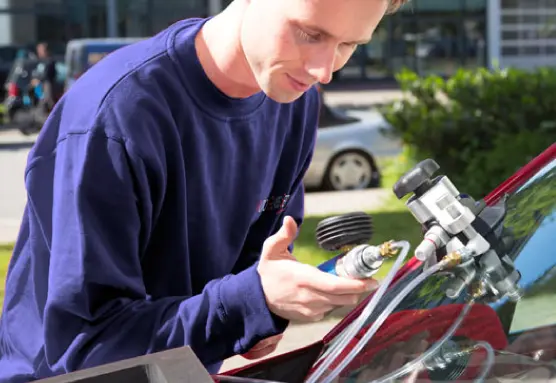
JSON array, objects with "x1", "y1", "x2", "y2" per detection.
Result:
[{"x1": 257, "y1": 194, "x2": 291, "y2": 215}]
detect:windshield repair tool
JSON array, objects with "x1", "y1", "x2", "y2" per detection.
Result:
[
  {"x1": 306, "y1": 233, "x2": 412, "y2": 383},
  {"x1": 315, "y1": 212, "x2": 400, "y2": 279},
  {"x1": 311, "y1": 161, "x2": 518, "y2": 383},
  {"x1": 318, "y1": 249, "x2": 473, "y2": 383},
  {"x1": 393, "y1": 159, "x2": 523, "y2": 303}
]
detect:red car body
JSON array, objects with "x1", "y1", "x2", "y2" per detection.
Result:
[{"x1": 217, "y1": 142, "x2": 556, "y2": 382}]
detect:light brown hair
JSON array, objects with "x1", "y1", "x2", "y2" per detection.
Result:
[{"x1": 387, "y1": 0, "x2": 410, "y2": 13}]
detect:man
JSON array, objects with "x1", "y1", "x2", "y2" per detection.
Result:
[
  {"x1": 0, "y1": 0, "x2": 407, "y2": 380},
  {"x1": 34, "y1": 42, "x2": 60, "y2": 112}
]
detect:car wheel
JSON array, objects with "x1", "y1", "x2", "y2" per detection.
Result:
[
  {"x1": 323, "y1": 150, "x2": 380, "y2": 191},
  {"x1": 13, "y1": 108, "x2": 41, "y2": 136}
]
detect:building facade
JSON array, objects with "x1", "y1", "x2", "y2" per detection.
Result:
[
  {"x1": 492, "y1": 0, "x2": 556, "y2": 70},
  {"x1": 337, "y1": 0, "x2": 489, "y2": 81},
  {"x1": 0, "y1": 0, "x2": 212, "y2": 47},
  {"x1": 0, "y1": 0, "x2": 554, "y2": 80}
]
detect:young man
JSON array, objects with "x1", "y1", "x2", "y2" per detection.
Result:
[
  {"x1": 34, "y1": 42, "x2": 61, "y2": 112},
  {"x1": 0, "y1": 0, "x2": 407, "y2": 380}
]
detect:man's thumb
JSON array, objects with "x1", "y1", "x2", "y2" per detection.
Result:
[{"x1": 265, "y1": 216, "x2": 298, "y2": 251}]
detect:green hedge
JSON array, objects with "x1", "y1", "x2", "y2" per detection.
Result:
[{"x1": 379, "y1": 67, "x2": 556, "y2": 198}]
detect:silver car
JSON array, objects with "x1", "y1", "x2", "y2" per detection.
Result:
[{"x1": 304, "y1": 103, "x2": 402, "y2": 191}]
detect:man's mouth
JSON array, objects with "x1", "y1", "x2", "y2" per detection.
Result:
[{"x1": 287, "y1": 74, "x2": 311, "y2": 92}]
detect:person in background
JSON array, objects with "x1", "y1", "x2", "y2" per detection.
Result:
[
  {"x1": 35, "y1": 43, "x2": 59, "y2": 110},
  {"x1": 0, "y1": 0, "x2": 408, "y2": 381}
]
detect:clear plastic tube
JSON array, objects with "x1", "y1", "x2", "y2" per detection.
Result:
[
  {"x1": 212, "y1": 375, "x2": 285, "y2": 383},
  {"x1": 373, "y1": 299, "x2": 475, "y2": 382},
  {"x1": 305, "y1": 240, "x2": 412, "y2": 383},
  {"x1": 474, "y1": 341, "x2": 496, "y2": 382},
  {"x1": 321, "y1": 259, "x2": 446, "y2": 383},
  {"x1": 314, "y1": 321, "x2": 356, "y2": 365}
]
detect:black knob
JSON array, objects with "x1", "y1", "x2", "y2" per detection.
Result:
[
  {"x1": 393, "y1": 159, "x2": 440, "y2": 199},
  {"x1": 315, "y1": 212, "x2": 373, "y2": 252}
]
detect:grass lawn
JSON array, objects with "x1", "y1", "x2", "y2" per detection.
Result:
[
  {"x1": 0, "y1": 244, "x2": 12, "y2": 311},
  {"x1": 0, "y1": 196, "x2": 422, "y2": 314},
  {"x1": 294, "y1": 197, "x2": 422, "y2": 279},
  {"x1": 0, "y1": 103, "x2": 5, "y2": 125}
]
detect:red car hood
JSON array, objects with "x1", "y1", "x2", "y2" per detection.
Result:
[{"x1": 219, "y1": 142, "x2": 556, "y2": 381}]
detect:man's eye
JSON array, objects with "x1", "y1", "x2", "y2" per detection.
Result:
[
  {"x1": 342, "y1": 42, "x2": 359, "y2": 50},
  {"x1": 297, "y1": 29, "x2": 320, "y2": 43}
]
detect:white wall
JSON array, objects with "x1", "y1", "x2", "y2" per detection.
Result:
[
  {"x1": 207, "y1": 0, "x2": 221, "y2": 15},
  {"x1": 487, "y1": 0, "x2": 501, "y2": 69},
  {"x1": 498, "y1": 0, "x2": 556, "y2": 70},
  {"x1": 0, "y1": 0, "x2": 37, "y2": 45},
  {"x1": 0, "y1": 0, "x2": 13, "y2": 45}
]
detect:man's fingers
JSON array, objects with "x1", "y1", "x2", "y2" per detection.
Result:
[
  {"x1": 263, "y1": 216, "x2": 298, "y2": 254},
  {"x1": 299, "y1": 288, "x2": 365, "y2": 307},
  {"x1": 292, "y1": 290, "x2": 368, "y2": 321},
  {"x1": 300, "y1": 265, "x2": 378, "y2": 294}
]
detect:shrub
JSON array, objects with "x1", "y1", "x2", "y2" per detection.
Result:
[{"x1": 379, "y1": 67, "x2": 556, "y2": 198}]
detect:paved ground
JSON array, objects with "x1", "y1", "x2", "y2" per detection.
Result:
[
  {"x1": 323, "y1": 88, "x2": 405, "y2": 110},
  {"x1": 220, "y1": 317, "x2": 341, "y2": 372},
  {"x1": 219, "y1": 304, "x2": 362, "y2": 372},
  {"x1": 304, "y1": 188, "x2": 390, "y2": 216},
  {"x1": 0, "y1": 133, "x2": 35, "y2": 243}
]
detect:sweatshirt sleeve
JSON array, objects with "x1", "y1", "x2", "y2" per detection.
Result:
[{"x1": 37, "y1": 131, "x2": 283, "y2": 374}]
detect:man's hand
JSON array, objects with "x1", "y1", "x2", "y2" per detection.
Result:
[
  {"x1": 241, "y1": 334, "x2": 284, "y2": 360},
  {"x1": 258, "y1": 216, "x2": 378, "y2": 323}
]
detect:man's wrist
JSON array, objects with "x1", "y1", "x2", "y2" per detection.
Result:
[{"x1": 219, "y1": 262, "x2": 289, "y2": 355}]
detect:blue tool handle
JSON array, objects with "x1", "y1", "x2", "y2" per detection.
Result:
[{"x1": 317, "y1": 253, "x2": 344, "y2": 276}]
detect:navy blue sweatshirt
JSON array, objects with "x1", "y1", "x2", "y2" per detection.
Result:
[{"x1": 0, "y1": 18, "x2": 319, "y2": 381}]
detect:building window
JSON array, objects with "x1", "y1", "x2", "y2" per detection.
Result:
[
  {"x1": 500, "y1": 0, "x2": 556, "y2": 58},
  {"x1": 330, "y1": 0, "x2": 487, "y2": 81},
  {"x1": 0, "y1": 0, "x2": 209, "y2": 47}
]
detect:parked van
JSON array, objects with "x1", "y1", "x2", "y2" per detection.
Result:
[{"x1": 64, "y1": 37, "x2": 145, "y2": 90}]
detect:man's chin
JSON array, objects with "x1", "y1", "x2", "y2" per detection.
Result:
[{"x1": 263, "y1": 88, "x2": 306, "y2": 104}]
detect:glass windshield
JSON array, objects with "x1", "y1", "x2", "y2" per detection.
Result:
[{"x1": 316, "y1": 157, "x2": 556, "y2": 382}]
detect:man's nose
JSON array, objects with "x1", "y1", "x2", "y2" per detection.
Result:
[{"x1": 305, "y1": 49, "x2": 336, "y2": 85}]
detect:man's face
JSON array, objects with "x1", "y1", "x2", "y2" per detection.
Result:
[
  {"x1": 37, "y1": 44, "x2": 48, "y2": 58},
  {"x1": 239, "y1": 0, "x2": 389, "y2": 103}
]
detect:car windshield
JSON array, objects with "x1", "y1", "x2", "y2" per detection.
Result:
[{"x1": 316, "y1": 157, "x2": 556, "y2": 382}]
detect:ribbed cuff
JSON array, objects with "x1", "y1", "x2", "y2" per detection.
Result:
[{"x1": 219, "y1": 262, "x2": 289, "y2": 354}]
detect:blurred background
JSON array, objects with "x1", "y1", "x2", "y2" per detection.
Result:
[
  {"x1": 0, "y1": 0, "x2": 555, "y2": 368},
  {"x1": 1, "y1": 0, "x2": 554, "y2": 87},
  {"x1": 1, "y1": 0, "x2": 555, "y2": 272}
]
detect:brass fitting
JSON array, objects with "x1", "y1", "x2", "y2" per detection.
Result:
[
  {"x1": 442, "y1": 250, "x2": 463, "y2": 268},
  {"x1": 470, "y1": 281, "x2": 487, "y2": 299},
  {"x1": 441, "y1": 247, "x2": 475, "y2": 269},
  {"x1": 340, "y1": 245, "x2": 355, "y2": 253},
  {"x1": 379, "y1": 240, "x2": 399, "y2": 258}
]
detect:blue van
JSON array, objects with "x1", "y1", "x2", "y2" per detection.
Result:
[{"x1": 64, "y1": 37, "x2": 145, "y2": 91}]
